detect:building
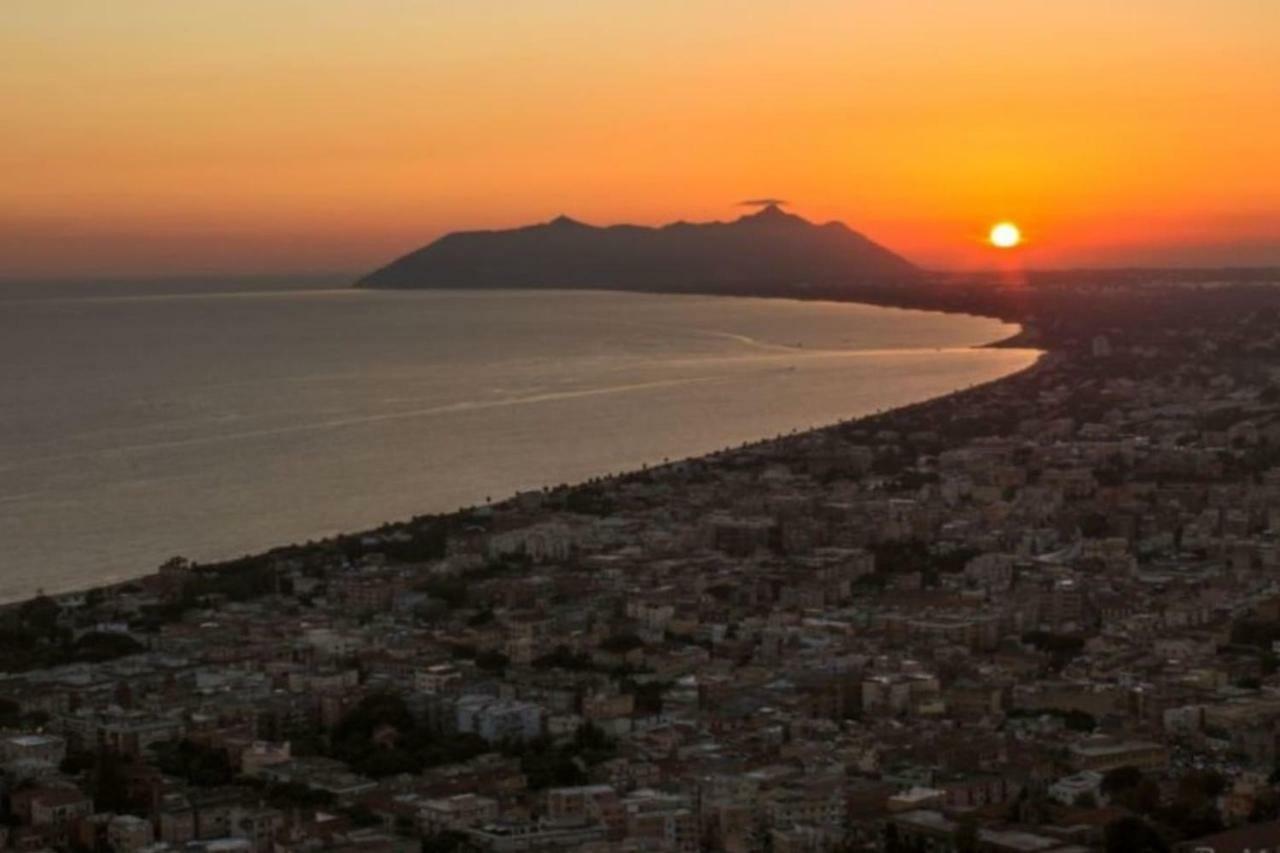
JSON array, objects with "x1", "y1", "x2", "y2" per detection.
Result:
[
  {"x1": 419, "y1": 794, "x2": 500, "y2": 834},
  {"x1": 456, "y1": 696, "x2": 543, "y2": 743},
  {"x1": 107, "y1": 815, "x2": 154, "y2": 853},
  {"x1": 545, "y1": 786, "x2": 624, "y2": 838},
  {"x1": 415, "y1": 663, "x2": 462, "y2": 694},
  {"x1": 1048, "y1": 771, "x2": 1104, "y2": 805},
  {"x1": 1068, "y1": 739, "x2": 1169, "y2": 774},
  {"x1": 240, "y1": 741, "x2": 291, "y2": 776},
  {"x1": 622, "y1": 790, "x2": 698, "y2": 853},
  {"x1": 1, "y1": 734, "x2": 67, "y2": 766},
  {"x1": 466, "y1": 820, "x2": 605, "y2": 852}
]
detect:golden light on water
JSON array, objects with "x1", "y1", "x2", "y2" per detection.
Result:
[{"x1": 989, "y1": 222, "x2": 1022, "y2": 248}]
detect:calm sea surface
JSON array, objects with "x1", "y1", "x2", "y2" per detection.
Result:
[{"x1": 0, "y1": 283, "x2": 1038, "y2": 600}]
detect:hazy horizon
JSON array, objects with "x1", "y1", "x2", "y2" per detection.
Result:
[
  {"x1": 5, "y1": 250, "x2": 1279, "y2": 293},
  {"x1": 6, "y1": 1, "x2": 1279, "y2": 280}
]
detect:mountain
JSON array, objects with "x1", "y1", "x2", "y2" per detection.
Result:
[{"x1": 356, "y1": 205, "x2": 919, "y2": 295}]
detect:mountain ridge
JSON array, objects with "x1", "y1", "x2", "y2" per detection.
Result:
[{"x1": 357, "y1": 205, "x2": 920, "y2": 295}]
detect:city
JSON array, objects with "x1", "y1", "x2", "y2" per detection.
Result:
[{"x1": 4, "y1": 278, "x2": 1280, "y2": 853}]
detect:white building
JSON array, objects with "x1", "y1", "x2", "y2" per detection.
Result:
[
  {"x1": 108, "y1": 815, "x2": 154, "y2": 853},
  {"x1": 419, "y1": 794, "x2": 500, "y2": 834},
  {"x1": 1, "y1": 734, "x2": 67, "y2": 766},
  {"x1": 456, "y1": 695, "x2": 543, "y2": 743},
  {"x1": 1048, "y1": 771, "x2": 1104, "y2": 805},
  {"x1": 415, "y1": 663, "x2": 462, "y2": 694}
]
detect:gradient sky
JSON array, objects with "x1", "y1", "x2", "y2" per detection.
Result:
[{"x1": 4, "y1": 0, "x2": 1278, "y2": 278}]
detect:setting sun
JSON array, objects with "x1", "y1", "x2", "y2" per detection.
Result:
[{"x1": 989, "y1": 222, "x2": 1022, "y2": 249}]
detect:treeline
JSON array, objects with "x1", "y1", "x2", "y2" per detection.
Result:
[
  {"x1": 856, "y1": 540, "x2": 981, "y2": 590},
  {"x1": 0, "y1": 595, "x2": 146, "y2": 672}
]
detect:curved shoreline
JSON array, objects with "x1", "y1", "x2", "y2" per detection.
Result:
[{"x1": 1, "y1": 293, "x2": 1043, "y2": 609}]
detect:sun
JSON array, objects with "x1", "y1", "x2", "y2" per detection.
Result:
[{"x1": 989, "y1": 221, "x2": 1022, "y2": 249}]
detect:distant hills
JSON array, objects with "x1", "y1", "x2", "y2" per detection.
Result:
[{"x1": 357, "y1": 204, "x2": 919, "y2": 295}]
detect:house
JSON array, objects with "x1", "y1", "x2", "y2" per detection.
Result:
[
  {"x1": 107, "y1": 815, "x2": 153, "y2": 853},
  {"x1": 419, "y1": 794, "x2": 500, "y2": 834}
]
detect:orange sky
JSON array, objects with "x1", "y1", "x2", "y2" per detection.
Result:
[{"x1": 4, "y1": 1, "x2": 1278, "y2": 278}]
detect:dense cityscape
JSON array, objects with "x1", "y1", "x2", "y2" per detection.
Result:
[{"x1": 5, "y1": 276, "x2": 1280, "y2": 853}]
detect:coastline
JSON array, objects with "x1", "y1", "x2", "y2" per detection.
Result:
[{"x1": 1, "y1": 292, "x2": 1043, "y2": 611}]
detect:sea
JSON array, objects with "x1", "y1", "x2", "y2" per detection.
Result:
[{"x1": 0, "y1": 280, "x2": 1039, "y2": 601}]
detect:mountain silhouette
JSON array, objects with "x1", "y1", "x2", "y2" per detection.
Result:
[{"x1": 357, "y1": 205, "x2": 918, "y2": 294}]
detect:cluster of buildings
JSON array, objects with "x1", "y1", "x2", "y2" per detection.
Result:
[{"x1": 5, "y1": 301, "x2": 1280, "y2": 852}]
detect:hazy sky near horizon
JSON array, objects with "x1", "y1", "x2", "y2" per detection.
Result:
[{"x1": 4, "y1": 1, "x2": 1279, "y2": 278}]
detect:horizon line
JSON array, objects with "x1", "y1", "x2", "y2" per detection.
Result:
[{"x1": 4, "y1": 263, "x2": 1280, "y2": 288}]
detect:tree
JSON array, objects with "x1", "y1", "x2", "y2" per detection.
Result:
[
  {"x1": 474, "y1": 651, "x2": 509, "y2": 674},
  {"x1": 954, "y1": 815, "x2": 979, "y2": 853},
  {"x1": 91, "y1": 750, "x2": 132, "y2": 814},
  {"x1": 1103, "y1": 816, "x2": 1167, "y2": 853},
  {"x1": 344, "y1": 804, "x2": 381, "y2": 828},
  {"x1": 628, "y1": 679, "x2": 669, "y2": 716},
  {"x1": 421, "y1": 831, "x2": 470, "y2": 853},
  {"x1": 18, "y1": 595, "x2": 61, "y2": 636},
  {"x1": 1079, "y1": 512, "x2": 1111, "y2": 538},
  {"x1": 72, "y1": 632, "x2": 145, "y2": 662},
  {"x1": 331, "y1": 692, "x2": 420, "y2": 777},
  {"x1": 1131, "y1": 779, "x2": 1162, "y2": 815},
  {"x1": 599, "y1": 633, "x2": 644, "y2": 654},
  {"x1": 1250, "y1": 788, "x2": 1280, "y2": 822},
  {"x1": 504, "y1": 726, "x2": 616, "y2": 791},
  {"x1": 330, "y1": 691, "x2": 488, "y2": 777},
  {"x1": 1176, "y1": 769, "x2": 1227, "y2": 804},
  {"x1": 152, "y1": 740, "x2": 234, "y2": 787},
  {"x1": 701, "y1": 818, "x2": 723, "y2": 852},
  {"x1": 1101, "y1": 765, "x2": 1143, "y2": 798},
  {"x1": 1020, "y1": 631, "x2": 1085, "y2": 670},
  {"x1": 59, "y1": 751, "x2": 96, "y2": 776},
  {"x1": 1065, "y1": 711, "x2": 1096, "y2": 732},
  {"x1": 260, "y1": 781, "x2": 334, "y2": 810},
  {"x1": 1165, "y1": 803, "x2": 1223, "y2": 840}
]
